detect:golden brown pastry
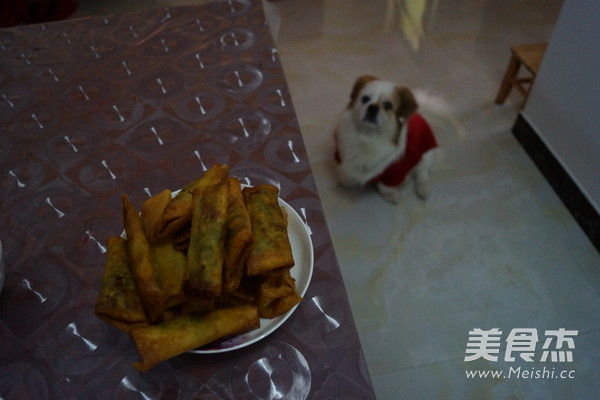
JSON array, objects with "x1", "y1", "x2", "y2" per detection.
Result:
[
  {"x1": 130, "y1": 305, "x2": 260, "y2": 371},
  {"x1": 95, "y1": 236, "x2": 148, "y2": 331},
  {"x1": 141, "y1": 189, "x2": 187, "y2": 308},
  {"x1": 256, "y1": 268, "x2": 302, "y2": 319},
  {"x1": 95, "y1": 165, "x2": 304, "y2": 371},
  {"x1": 154, "y1": 164, "x2": 229, "y2": 240},
  {"x1": 186, "y1": 173, "x2": 229, "y2": 298},
  {"x1": 122, "y1": 194, "x2": 166, "y2": 323},
  {"x1": 141, "y1": 189, "x2": 172, "y2": 244},
  {"x1": 243, "y1": 185, "x2": 295, "y2": 276},
  {"x1": 223, "y1": 177, "x2": 253, "y2": 293}
]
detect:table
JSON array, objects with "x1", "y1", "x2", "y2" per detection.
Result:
[{"x1": 0, "y1": 1, "x2": 376, "y2": 398}]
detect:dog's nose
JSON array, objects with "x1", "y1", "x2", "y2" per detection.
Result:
[{"x1": 365, "y1": 104, "x2": 379, "y2": 123}]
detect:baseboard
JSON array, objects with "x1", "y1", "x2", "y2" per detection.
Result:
[{"x1": 511, "y1": 114, "x2": 600, "y2": 253}]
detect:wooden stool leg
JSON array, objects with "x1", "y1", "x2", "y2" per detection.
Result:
[
  {"x1": 521, "y1": 82, "x2": 533, "y2": 109},
  {"x1": 495, "y1": 53, "x2": 521, "y2": 104}
]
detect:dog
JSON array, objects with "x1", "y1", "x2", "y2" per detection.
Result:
[{"x1": 334, "y1": 75, "x2": 438, "y2": 204}]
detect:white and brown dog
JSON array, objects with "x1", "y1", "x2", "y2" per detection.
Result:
[{"x1": 334, "y1": 75, "x2": 438, "y2": 204}]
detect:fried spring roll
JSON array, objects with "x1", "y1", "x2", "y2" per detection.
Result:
[
  {"x1": 256, "y1": 268, "x2": 302, "y2": 319},
  {"x1": 223, "y1": 178, "x2": 253, "y2": 293},
  {"x1": 186, "y1": 176, "x2": 229, "y2": 298},
  {"x1": 243, "y1": 185, "x2": 294, "y2": 276},
  {"x1": 131, "y1": 305, "x2": 260, "y2": 371},
  {"x1": 154, "y1": 242, "x2": 188, "y2": 308},
  {"x1": 155, "y1": 164, "x2": 228, "y2": 240},
  {"x1": 122, "y1": 194, "x2": 166, "y2": 323},
  {"x1": 219, "y1": 276, "x2": 258, "y2": 307},
  {"x1": 141, "y1": 189, "x2": 172, "y2": 243},
  {"x1": 95, "y1": 236, "x2": 148, "y2": 331},
  {"x1": 153, "y1": 178, "x2": 200, "y2": 240},
  {"x1": 172, "y1": 224, "x2": 191, "y2": 252},
  {"x1": 141, "y1": 189, "x2": 187, "y2": 308}
]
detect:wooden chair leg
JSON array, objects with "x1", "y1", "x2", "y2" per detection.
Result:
[{"x1": 495, "y1": 53, "x2": 521, "y2": 104}]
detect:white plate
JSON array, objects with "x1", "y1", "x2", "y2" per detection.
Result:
[{"x1": 123, "y1": 187, "x2": 314, "y2": 353}]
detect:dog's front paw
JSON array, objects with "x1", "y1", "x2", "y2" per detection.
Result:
[
  {"x1": 377, "y1": 183, "x2": 402, "y2": 204},
  {"x1": 335, "y1": 166, "x2": 362, "y2": 187},
  {"x1": 415, "y1": 179, "x2": 430, "y2": 200}
]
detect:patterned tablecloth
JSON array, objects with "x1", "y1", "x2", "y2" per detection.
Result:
[{"x1": 0, "y1": 1, "x2": 376, "y2": 399}]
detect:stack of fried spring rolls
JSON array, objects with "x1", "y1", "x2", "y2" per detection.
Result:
[
  {"x1": 242, "y1": 185, "x2": 302, "y2": 318},
  {"x1": 95, "y1": 164, "x2": 303, "y2": 371}
]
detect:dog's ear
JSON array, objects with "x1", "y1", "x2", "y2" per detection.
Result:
[
  {"x1": 395, "y1": 87, "x2": 418, "y2": 119},
  {"x1": 348, "y1": 75, "x2": 378, "y2": 108}
]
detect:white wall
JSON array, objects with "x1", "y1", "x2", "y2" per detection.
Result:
[{"x1": 522, "y1": 0, "x2": 600, "y2": 214}]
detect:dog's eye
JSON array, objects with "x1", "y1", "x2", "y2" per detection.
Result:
[
  {"x1": 361, "y1": 95, "x2": 370, "y2": 104},
  {"x1": 383, "y1": 101, "x2": 393, "y2": 111}
]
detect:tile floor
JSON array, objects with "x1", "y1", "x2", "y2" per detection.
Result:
[{"x1": 71, "y1": 1, "x2": 600, "y2": 398}]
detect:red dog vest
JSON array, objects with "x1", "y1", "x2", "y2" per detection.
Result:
[{"x1": 335, "y1": 113, "x2": 437, "y2": 187}]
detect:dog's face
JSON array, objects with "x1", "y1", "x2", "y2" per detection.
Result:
[{"x1": 347, "y1": 75, "x2": 418, "y2": 135}]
